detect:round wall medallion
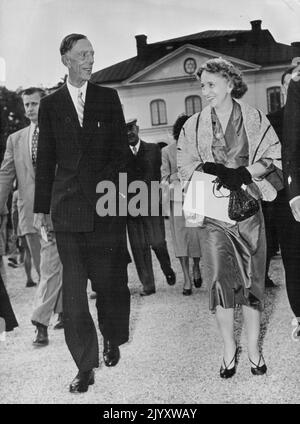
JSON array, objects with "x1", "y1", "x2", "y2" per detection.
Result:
[{"x1": 184, "y1": 57, "x2": 197, "y2": 74}]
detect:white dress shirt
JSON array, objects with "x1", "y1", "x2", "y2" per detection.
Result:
[
  {"x1": 66, "y1": 79, "x2": 88, "y2": 115},
  {"x1": 129, "y1": 139, "x2": 141, "y2": 155}
]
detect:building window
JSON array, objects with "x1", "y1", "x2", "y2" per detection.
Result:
[
  {"x1": 185, "y1": 95, "x2": 202, "y2": 116},
  {"x1": 150, "y1": 99, "x2": 167, "y2": 125},
  {"x1": 267, "y1": 87, "x2": 282, "y2": 113}
]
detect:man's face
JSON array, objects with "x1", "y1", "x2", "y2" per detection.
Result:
[
  {"x1": 64, "y1": 38, "x2": 94, "y2": 86},
  {"x1": 127, "y1": 123, "x2": 139, "y2": 145},
  {"x1": 22, "y1": 92, "x2": 42, "y2": 124}
]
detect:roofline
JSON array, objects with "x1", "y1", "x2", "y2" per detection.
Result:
[
  {"x1": 122, "y1": 43, "x2": 260, "y2": 85},
  {"x1": 150, "y1": 29, "x2": 250, "y2": 45}
]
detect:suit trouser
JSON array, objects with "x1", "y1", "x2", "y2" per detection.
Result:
[
  {"x1": 262, "y1": 200, "x2": 279, "y2": 276},
  {"x1": 31, "y1": 235, "x2": 63, "y2": 326},
  {"x1": 25, "y1": 233, "x2": 41, "y2": 278},
  {"x1": 55, "y1": 223, "x2": 130, "y2": 372},
  {"x1": 127, "y1": 216, "x2": 172, "y2": 291},
  {"x1": 273, "y1": 190, "x2": 300, "y2": 318}
]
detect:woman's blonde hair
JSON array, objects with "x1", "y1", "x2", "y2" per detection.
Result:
[{"x1": 196, "y1": 57, "x2": 248, "y2": 99}]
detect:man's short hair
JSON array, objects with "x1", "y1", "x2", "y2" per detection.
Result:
[
  {"x1": 281, "y1": 66, "x2": 296, "y2": 85},
  {"x1": 60, "y1": 33, "x2": 87, "y2": 55},
  {"x1": 21, "y1": 87, "x2": 46, "y2": 98}
]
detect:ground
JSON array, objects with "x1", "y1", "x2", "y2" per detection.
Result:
[{"x1": 0, "y1": 220, "x2": 299, "y2": 404}]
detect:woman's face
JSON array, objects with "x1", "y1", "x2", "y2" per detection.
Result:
[{"x1": 200, "y1": 70, "x2": 232, "y2": 109}]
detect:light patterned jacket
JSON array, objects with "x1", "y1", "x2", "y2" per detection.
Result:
[{"x1": 177, "y1": 100, "x2": 282, "y2": 201}]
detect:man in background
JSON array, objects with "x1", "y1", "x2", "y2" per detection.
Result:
[
  {"x1": 0, "y1": 87, "x2": 63, "y2": 347},
  {"x1": 282, "y1": 64, "x2": 300, "y2": 324},
  {"x1": 126, "y1": 118, "x2": 176, "y2": 296}
]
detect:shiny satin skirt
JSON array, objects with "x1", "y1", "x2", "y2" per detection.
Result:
[{"x1": 198, "y1": 208, "x2": 266, "y2": 311}]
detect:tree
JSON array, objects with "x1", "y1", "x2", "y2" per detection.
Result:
[
  {"x1": 0, "y1": 86, "x2": 27, "y2": 162},
  {"x1": 0, "y1": 75, "x2": 68, "y2": 163}
]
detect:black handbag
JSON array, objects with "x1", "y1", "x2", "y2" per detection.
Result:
[{"x1": 228, "y1": 188, "x2": 259, "y2": 222}]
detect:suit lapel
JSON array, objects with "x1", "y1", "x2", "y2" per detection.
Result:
[
  {"x1": 80, "y1": 82, "x2": 97, "y2": 150},
  {"x1": 21, "y1": 126, "x2": 35, "y2": 178},
  {"x1": 56, "y1": 84, "x2": 81, "y2": 148},
  {"x1": 137, "y1": 140, "x2": 146, "y2": 158}
]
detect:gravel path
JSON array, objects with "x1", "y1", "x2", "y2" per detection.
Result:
[{"x1": 0, "y1": 221, "x2": 299, "y2": 404}]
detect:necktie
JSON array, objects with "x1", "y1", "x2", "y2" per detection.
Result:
[
  {"x1": 31, "y1": 125, "x2": 38, "y2": 167},
  {"x1": 132, "y1": 145, "x2": 137, "y2": 155},
  {"x1": 77, "y1": 89, "x2": 85, "y2": 126}
]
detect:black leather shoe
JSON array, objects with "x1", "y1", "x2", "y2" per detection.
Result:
[
  {"x1": 33, "y1": 323, "x2": 49, "y2": 346},
  {"x1": 26, "y1": 280, "x2": 37, "y2": 287},
  {"x1": 249, "y1": 355, "x2": 267, "y2": 376},
  {"x1": 69, "y1": 369, "x2": 95, "y2": 393},
  {"x1": 182, "y1": 288, "x2": 192, "y2": 296},
  {"x1": 193, "y1": 276, "x2": 202, "y2": 288},
  {"x1": 53, "y1": 313, "x2": 64, "y2": 330},
  {"x1": 140, "y1": 288, "x2": 156, "y2": 296},
  {"x1": 166, "y1": 270, "x2": 176, "y2": 286},
  {"x1": 103, "y1": 340, "x2": 120, "y2": 367}
]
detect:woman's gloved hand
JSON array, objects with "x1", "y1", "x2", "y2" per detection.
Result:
[{"x1": 202, "y1": 162, "x2": 252, "y2": 191}]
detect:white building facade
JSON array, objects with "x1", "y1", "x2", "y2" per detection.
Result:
[{"x1": 92, "y1": 20, "x2": 300, "y2": 144}]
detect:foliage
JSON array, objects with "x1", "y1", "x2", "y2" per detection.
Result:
[
  {"x1": 0, "y1": 75, "x2": 67, "y2": 163},
  {"x1": 0, "y1": 86, "x2": 28, "y2": 162}
]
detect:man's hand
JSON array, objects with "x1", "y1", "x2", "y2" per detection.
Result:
[
  {"x1": 33, "y1": 213, "x2": 47, "y2": 232},
  {"x1": 290, "y1": 198, "x2": 300, "y2": 222}
]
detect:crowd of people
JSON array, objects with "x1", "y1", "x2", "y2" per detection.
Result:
[{"x1": 0, "y1": 33, "x2": 300, "y2": 393}]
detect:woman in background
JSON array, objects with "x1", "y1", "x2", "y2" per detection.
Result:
[
  {"x1": 161, "y1": 114, "x2": 202, "y2": 296},
  {"x1": 177, "y1": 58, "x2": 282, "y2": 378}
]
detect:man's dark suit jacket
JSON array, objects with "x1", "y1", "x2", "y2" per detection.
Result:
[
  {"x1": 34, "y1": 82, "x2": 130, "y2": 242},
  {"x1": 128, "y1": 140, "x2": 162, "y2": 215},
  {"x1": 283, "y1": 79, "x2": 300, "y2": 200}
]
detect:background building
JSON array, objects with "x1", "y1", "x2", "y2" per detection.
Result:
[{"x1": 92, "y1": 20, "x2": 300, "y2": 144}]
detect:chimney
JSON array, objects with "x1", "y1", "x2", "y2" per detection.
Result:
[
  {"x1": 135, "y1": 34, "x2": 148, "y2": 58},
  {"x1": 250, "y1": 20, "x2": 262, "y2": 46},
  {"x1": 291, "y1": 42, "x2": 300, "y2": 57},
  {"x1": 250, "y1": 20, "x2": 262, "y2": 33}
]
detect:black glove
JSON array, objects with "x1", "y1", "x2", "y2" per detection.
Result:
[{"x1": 202, "y1": 162, "x2": 252, "y2": 191}]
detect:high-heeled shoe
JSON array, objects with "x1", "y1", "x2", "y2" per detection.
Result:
[
  {"x1": 220, "y1": 348, "x2": 238, "y2": 379},
  {"x1": 182, "y1": 288, "x2": 192, "y2": 296},
  {"x1": 249, "y1": 354, "x2": 267, "y2": 376},
  {"x1": 193, "y1": 276, "x2": 202, "y2": 288}
]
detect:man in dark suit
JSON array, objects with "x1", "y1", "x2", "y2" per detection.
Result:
[
  {"x1": 263, "y1": 67, "x2": 296, "y2": 288},
  {"x1": 282, "y1": 66, "x2": 300, "y2": 323},
  {"x1": 33, "y1": 34, "x2": 131, "y2": 393},
  {"x1": 126, "y1": 118, "x2": 175, "y2": 296}
]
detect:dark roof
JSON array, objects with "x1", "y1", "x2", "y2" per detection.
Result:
[
  {"x1": 154, "y1": 30, "x2": 249, "y2": 44},
  {"x1": 91, "y1": 27, "x2": 298, "y2": 84}
]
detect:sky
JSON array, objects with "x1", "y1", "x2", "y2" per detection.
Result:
[{"x1": 0, "y1": 0, "x2": 300, "y2": 90}]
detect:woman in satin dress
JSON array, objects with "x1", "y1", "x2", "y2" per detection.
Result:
[{"x1": 177, "y1": 58, "x2": 282, "y2": 378}]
